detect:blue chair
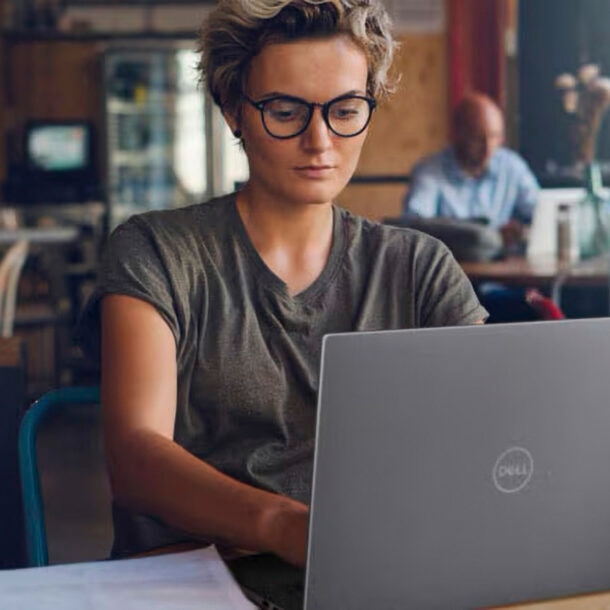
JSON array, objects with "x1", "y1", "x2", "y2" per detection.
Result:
[{"x1": 18, "y1": 386, "x2": 100, "y2": 567}]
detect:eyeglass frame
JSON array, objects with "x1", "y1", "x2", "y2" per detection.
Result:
[{"x1": 242, "y1": 93, "x2": 377, "y2": 139}]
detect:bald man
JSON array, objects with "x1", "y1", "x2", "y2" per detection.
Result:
[{"x1": 402, "y1": 93, "x2": 539, "y2": 234}]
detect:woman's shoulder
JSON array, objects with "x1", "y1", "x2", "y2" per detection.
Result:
[
  {"x1": 337, "y1": 205, "x2": 450, "y2": 258},
  {"x1": 122, "y1": 193, "x2": 236, "y2": 236},
  {"x1": 101, "y1": 194, "x2": 239, "y2": 274},
  {"x1": 108, "y1": 194, "x2": 237, "y2": 256}
]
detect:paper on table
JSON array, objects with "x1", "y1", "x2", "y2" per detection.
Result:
[{"x1": 0, "y1": 546, "x2": 256, "y2": 610}]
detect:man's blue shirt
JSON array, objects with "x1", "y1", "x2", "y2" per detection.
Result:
[{"x1": 402, "y1": 147, "x2": 540, "y2": 228}]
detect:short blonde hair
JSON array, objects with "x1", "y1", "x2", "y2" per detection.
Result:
[{"x1": 198, "y1": 0, "x2": 396, "y2": 118}]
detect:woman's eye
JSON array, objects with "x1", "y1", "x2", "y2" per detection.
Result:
[
  {"x1": 266, "y1": 102, "x2": 303, "y2": 122},
  {"x1": 271, "y1": 109, "x2": 298, "y2": 121},
  {"x1": 330, "y1": 103, "x2": 362, "y2": 120}
]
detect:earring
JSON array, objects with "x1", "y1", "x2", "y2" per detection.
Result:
[{"x1": 233, "y1": 129, "x2": 242, "y2": 139}]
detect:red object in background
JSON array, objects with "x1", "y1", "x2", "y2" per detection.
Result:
[
  {"x1": 525, "y1": 289, "x2": 566, "y2": 321},
  {"x1": 448, "y1": 0, "x2": 507, "y2": 114}
]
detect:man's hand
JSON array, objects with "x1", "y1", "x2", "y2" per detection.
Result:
[{"x1": 500, "y1": 220, "x2": 529, "y2": 253}]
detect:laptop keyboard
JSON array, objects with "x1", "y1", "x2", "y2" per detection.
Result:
[{"x1": 227, "y1": 553, "x2": 304, "y2": 610}]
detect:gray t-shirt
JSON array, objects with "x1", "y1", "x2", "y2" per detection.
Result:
[{"x1": 78, "y1": 193, "x2": 487, "y2": 557}]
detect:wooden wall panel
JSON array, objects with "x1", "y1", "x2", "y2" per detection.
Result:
[
  {"x1": 0, "y1": 0, "x2": 7, "y2": 184},
  {"x1": 8, "y1": 41, "x2": 102, "y2": 119},
  {"x1": 336, "y1": 32, "x2": 449, "y2": 220},
  {"x1": 5, "y1": 40, "x2": 103, "y2": 163},
  {"x1": 337, "y1": 183, "x2": 407, "y2": 222},
  {"x1": 0, "y1": 36, "x2": 6, "y2": 184},
  {"x1": 0, "y1": 30, "x2": 448, "y2": 221}
]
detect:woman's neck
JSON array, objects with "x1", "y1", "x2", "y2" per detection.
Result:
[
  {"x1": 235, "y1": 186, "x2": 335, "y2": 295},
  {"x1": 236, "y1": 185, "x2": 334, "y2": 253}
]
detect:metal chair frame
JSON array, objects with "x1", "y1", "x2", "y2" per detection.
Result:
[{"x1": 18, "y1": 386, "x2": 100, "y2": 567}]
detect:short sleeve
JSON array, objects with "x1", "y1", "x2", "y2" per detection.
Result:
[
  {"x1": 76, "y1": 216, "x2": 182, "y2": 364},
  {"x1": 417, "y1": 241, "x2": 488, "y2": 327}
]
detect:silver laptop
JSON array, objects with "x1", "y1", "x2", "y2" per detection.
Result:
[{"x1": 304, "y1": 319, "x2": 610, "y2": 610}]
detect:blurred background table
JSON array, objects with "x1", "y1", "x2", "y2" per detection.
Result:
[
  {"x1": 0, "y1": 226, "x2": 79, "y2": 245},
  {"x1": 461, "y1": 255, "x2": 610, "y2": 290}
]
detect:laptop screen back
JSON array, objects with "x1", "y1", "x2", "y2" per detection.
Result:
[{"x1": 305, "y1": 319, "x2": 610, "y2": 610}]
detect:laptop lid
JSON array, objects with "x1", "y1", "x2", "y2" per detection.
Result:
[{"x1": 305, "y1": 319, "x2": 610, "y2": 610}]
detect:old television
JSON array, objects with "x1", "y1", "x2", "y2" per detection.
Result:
[{"x1": 18, "y1": 120, "x2": 98, "y2": 203}]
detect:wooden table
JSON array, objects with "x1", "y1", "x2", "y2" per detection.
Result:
[
  {"x1": 6, "y1": 538, "x2": 610, "y2": 607},
  {"x1": 461, "y1": 254, "x2": 610, "y2": 310},
  {"x1": 500, "y1": 590, "x2": 610, "y2": 608},
  {"x1": 461, "y1": 255, "x2": 610, "y2": 290}
]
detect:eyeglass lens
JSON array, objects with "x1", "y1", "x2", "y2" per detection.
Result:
[{"x1": 262, "y1": 96, "x2": 372, "y2": 138}]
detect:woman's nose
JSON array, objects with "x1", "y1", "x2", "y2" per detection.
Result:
[{"x1": 301, "y1": 108, "x2": 332, "y2": 150}]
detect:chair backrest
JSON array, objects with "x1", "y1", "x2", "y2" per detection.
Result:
[
  {"x1": 18, "y1": 386, "x2": 101, "y2": 567},
  {"x1": 0, "y1": 240, "x2": 29, "y2": 338}
]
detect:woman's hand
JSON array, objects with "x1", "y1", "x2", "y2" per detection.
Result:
[{"x1": 262, "y1": 498, "x2": 309, "y2": 567}]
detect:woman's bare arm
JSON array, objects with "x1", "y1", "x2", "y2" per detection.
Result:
[{"x1": 101, "y1": 294, "x2": 308, "y2": 566}]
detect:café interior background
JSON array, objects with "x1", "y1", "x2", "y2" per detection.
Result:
[
  {"x1": 0, "y1": 0, "x2": 607, "y2": 397},
  {"x1": 1, "y1": 0, "x2": 610, "y2": 571}
]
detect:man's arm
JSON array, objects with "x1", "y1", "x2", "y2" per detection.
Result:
[
  {"x1": 101, "y1": 294, "x2": 308, "y2": 567},
  {"x1": 512, "y1": 158, "x2": 540, "y2": 224},
  {"x1": 402, "y1": 163, "x2": 440, "y2": 218}
]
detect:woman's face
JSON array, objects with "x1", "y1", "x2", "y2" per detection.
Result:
[{"x1": 231, "y1": 34, "x2": 371, "y2": 208}]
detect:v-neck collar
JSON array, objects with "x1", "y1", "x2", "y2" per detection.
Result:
[{"x1": 229, "y1": 195, "x2": 345, "y2": 305}]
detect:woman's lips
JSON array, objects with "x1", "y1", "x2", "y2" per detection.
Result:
[{"x1": 294, "y1": 166, "x2": 335, "y2": 179}]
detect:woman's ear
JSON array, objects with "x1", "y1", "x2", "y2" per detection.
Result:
[{"x1": 223, "y1": 111, "x2": 242, "y2": 139}]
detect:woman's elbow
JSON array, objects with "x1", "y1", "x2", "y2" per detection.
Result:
[{"x1": 103, "y1": 430, "x2": 154, "y2": 509}]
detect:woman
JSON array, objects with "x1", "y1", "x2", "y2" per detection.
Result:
[{"x1": 79, "y1": 0, "x2": 486, "y2": 603}]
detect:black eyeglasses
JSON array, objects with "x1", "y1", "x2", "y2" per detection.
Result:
[{"x1": 243, "y1": 93, "x2": 377, "y2": 139}]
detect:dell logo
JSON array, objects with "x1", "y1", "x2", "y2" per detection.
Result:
[{"x1": 492, "y1": 447, "x2": 534, "y2": 494}]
